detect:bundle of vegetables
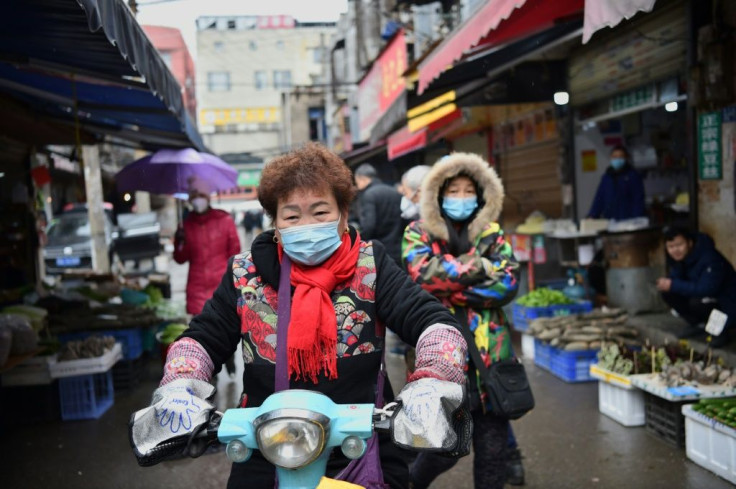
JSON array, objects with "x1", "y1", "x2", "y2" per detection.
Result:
[
  {"x1": 153, "y1": 301, "x2": 186, "y2": 321},
  {"x1": 529, "y1": 308, "x2": 638, "y2": 351},
  {"x1": 692, "y1": 398, "x2": 736, "y2": 429},
  {"x1": 597, "y1": 343, "x2": 670, "y2": 375},
  {"x1": 158, "y1": 323, "x2": 188, "y2": 345},
  {"x1": 658, "y1": 360, "x2": 736, "y2": 388},
  {"x1": 143, "y1": 284, "x2": 164, "y2": 307},
  {"x1": 57, "y1": 335, "x2": 116, "y2": 361},
  {"x1": 516, "y1": 287, "x2": 574, "y2": 307}
]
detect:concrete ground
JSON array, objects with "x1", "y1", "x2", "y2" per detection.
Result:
[{"x1": 2, "y1": 232, "x2": 735, "y2": 489}]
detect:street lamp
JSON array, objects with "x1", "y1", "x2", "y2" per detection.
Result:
[{"x1": 554, "y1": 91, "x2": 570, "y2": 105}]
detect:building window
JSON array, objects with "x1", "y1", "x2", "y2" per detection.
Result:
[
  {"x1": 227, "y1": 19, "x2": 236, "y2": 30},
  {"x1": 273, "y1": 70, "x2": 292, "y2": 89},
  {"x1": 249, "y1": 40, "x2": 257, "y2": 51},
  {"x1": 276, "y1": 40, "x2": 285, "y2": 50},
  {"x1": 160, "y1": 52, "x2": 173, "y2": 69},
  {"x1": 207, "y1": 71, "x2": 231, "y2": 92},
  {"x1": 214, "y1": 41, "x2": 224, "y2": 53},
  {"x1": 254, "y1": 71, "x2": 267, "y2": 90}
]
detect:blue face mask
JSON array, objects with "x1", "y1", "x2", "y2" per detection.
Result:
[
  {"x1": 442, "y1": 197, "x2": 478, "y2": 221},
  {"x1": 278, "y1": 219, "x2": 343, "y2": 266},
  {"x1": 610, "y1": 157, "x2": 626, "y2": 170}
]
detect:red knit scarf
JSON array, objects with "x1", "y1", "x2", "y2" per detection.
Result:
[{"x1": 278, "y1": 231, "x2": 360, "y2": 383}]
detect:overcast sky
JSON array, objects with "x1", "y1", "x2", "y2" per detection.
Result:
[{"x1": 136, "y1": 0, "x2": 348, "y2": 58}]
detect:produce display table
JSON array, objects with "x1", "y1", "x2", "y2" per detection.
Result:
[
  {"x1": 630, "y1": 374, "x2": 736, "y2": 401},
  {"x1": 683, "y1": 404, "x2": 736, "y2": 484},
  {"x1": 629, "y1": 374, "x2": 736, "y2": 448}
]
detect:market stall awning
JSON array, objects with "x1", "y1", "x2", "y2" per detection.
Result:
[
  {"x1": 0, "y1": 0, "x2": 204, "y2": 150},
  {"x1": 417, "y1": 0, "x2": 584, "y2": 94},
  {"x1": 388, "y1": 126, "x2": 428, "y2": 161},
  {"x1": 583, "y1": 0, "x2": 658, "y2": 43}
]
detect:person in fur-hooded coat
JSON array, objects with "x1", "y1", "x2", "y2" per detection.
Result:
[{"x1": 402, "y1": 152, "x2": 520, "y2": 489}]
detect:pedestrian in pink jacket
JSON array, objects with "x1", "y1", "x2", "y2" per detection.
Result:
[{"x1": 174, "y1": 185, "x2": 241, "y2": 316}]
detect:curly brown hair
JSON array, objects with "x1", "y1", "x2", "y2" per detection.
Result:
[{"x1": 258, "y1": 142, "x2": 356, "y2": 218}]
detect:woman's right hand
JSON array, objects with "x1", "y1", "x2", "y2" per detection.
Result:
[{"x1": 129, "y1": 378, "x2": 216, "y2": 466}]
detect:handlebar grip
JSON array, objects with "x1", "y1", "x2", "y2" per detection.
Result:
[{"x1": 136, "y1": 435, "x2": 191, "y2": 467}]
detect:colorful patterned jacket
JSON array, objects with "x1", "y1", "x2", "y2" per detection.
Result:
[{"x1": 402, "y1": 152, "x2": 520, "y2": 407}]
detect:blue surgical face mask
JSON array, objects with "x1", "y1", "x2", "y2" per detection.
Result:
[
  {"x1": 442, "y1": 196, "x2": 478, "y2": 221},
  {"x1": 610, "y1": 157, "x2": 626, "y2": 170},
  {"x1": 278, "y1": 218, "x2": 343, "y2": 266}
]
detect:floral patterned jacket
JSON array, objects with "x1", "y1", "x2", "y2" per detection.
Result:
[{"x1": 402, "y1": 152, "x2": 520, "y2": 409}]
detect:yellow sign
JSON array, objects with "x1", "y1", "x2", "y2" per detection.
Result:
[
  {"x1": 581, "y1": 150, "x2": 597, "y2": 172},
  {"x1": 199, "y1": 107, "x2": 281, "y2": 126},
  {"x1": 407, "y1": 91, "x2": 456, "y2": 133}
]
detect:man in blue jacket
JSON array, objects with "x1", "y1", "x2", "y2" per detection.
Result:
[
  {"x1": 656, "y1": 226, "x2": 736, "y2": 347},
  {"x1": 588, "y1": 145, "x2": 646, "y2": 220}
]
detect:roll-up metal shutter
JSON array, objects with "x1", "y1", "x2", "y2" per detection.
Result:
[
  {"x1": 568, "y1": 0, "x2": 687, "y2": 106},
  {"x1": 498, "y1": 137, "x2": 563, "y2": 229}
]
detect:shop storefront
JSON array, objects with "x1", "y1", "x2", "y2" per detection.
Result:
[{"x1": 569, "y1": 0, "x2": 691, "y2": 225}]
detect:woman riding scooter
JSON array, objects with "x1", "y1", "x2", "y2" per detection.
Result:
[{"x1": 130, "y1": 143, "x2": 468, "y2": 488}]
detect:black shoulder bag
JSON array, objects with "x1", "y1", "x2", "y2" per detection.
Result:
[{"x1": 454, "y1": 308, "x2": 535, "y2": 420}]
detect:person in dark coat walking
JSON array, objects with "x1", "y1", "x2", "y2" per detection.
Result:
[
  {"x1": 588, "y1": 145, "x2": 646, "y2": 220},
  {"x1": 354, "y1": 163, "x2": 404, "y2": 265},
  {"x1": 657, "y1": 226, "x2": 736, "y2": 347}
]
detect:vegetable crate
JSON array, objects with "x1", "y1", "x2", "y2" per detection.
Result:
[
  {"x1": 549, "y1": 348, "x2": 598, "y2": 383},
  {"x1": 59, "y1": 328, "x2": 143, "y2": 361},
  {"x1": 112, "y1": 356, "x2": 146, "y2": 391},
  {"x1": 533, "y1": 339, "x2": 554, "y2": 371},
  {"x1": 683, "y1": 404, "x2": 736, "y2": 484},
  {"x1": 644, "y1": 393, "x2": 687, "y2": 447},
  {"x1": 511, "y1": 301, "x2": 593, "y2": 333},
  {"x1": 598, "y1": 380, "x2": 645, "y2": 426},
  {"x1": 59, "y1": 370, "x2": 114, "y2": 421},
  {"x1": 521, "y1": 333, "x2": 535, "y2": 360}
]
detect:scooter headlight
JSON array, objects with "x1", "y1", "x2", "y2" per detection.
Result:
[{"x1": 254, "y1": 410, "x2": 329, "y2": 469}]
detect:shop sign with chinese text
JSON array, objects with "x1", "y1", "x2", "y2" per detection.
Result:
[
  {"x1": 698, "y1": 111, "x2": 722, "y2": 180},
  {"x1": 357, "y1": 30, "x2": 406, "y2": 142}
]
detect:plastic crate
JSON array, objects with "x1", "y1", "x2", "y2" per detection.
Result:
[
  {"x1": 683, "y1": 404, "x2": 736, "y2": 484},
  {"x1": 59, "y1": 328, "x2": 143, "y2": 360},
  {"x1": 521, "y1": 333, "x2": 535, "y2": 360},
  {"x1": 511, "y1": 300, "x2": 593, "y2": 332},
  {"x1": 49, "y1": 343, "x2": 122, "y2": 379},
  {"x1": 533, "y1": 339, "x2": 554, "y2": 371},
  {"x1": 1, "y1": 354, "x2": 55, "y2": 387},
  {"x1": 112, "y1": 356, "x2": 146, "y2": 391},
  {"x1": 598, "y1": 380, "x2": 646, "y2": 426},
  {"x1": 644, "y1": 393, "x2": 687, "y2": 447},
  {"x1": 59, "y1": 370, "x2": 114, "y2": 421},
  {"x1": 550, "y1": 348, "x2": 598, "y2": 383}
]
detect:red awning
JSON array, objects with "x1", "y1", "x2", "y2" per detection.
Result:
[
  {"x1": 388, "y1": 109, "x2": 464, "y2": 161},
  {"x1": 388, "y1": 126, "x2": 427, "y2": 161},
  {"x1": 417, "y1": 0, "x2": 583, "y2": 94}
]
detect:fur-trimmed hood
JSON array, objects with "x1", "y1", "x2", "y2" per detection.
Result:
[{"x1": 419, "y1": 152, "x2": 504, "y2": 242}]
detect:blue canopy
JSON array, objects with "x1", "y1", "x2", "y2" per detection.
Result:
[{"x1": 0, "y1": 0, "x2": 204, "y2": 150}]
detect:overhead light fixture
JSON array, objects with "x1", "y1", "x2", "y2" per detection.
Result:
[
  {"x1": 123, "y1": 193, "x2": 132, "y2": 202},
  {"x1": 553, "y1": 91, "x2": 570, "y2": 105},
  {"x1": 665, "y1": 101, "x2": 678, "y2": 112},
  {"x1": 0, "y1": 172, "x2": 5, "y2": 178}
]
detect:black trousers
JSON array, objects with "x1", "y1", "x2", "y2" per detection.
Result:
[
  {"x1": 410, "y1": 410, "x2": 508, "y2": 489},
  {"x1": 661, "y1": 292, "x2": 717, "y2": 327}
]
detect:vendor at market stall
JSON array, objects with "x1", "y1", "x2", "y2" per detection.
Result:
[
  {"x1": 587, "y1": 145, "x2": 646, "y2": 221},
  {"x1": 656, "y1": 226, "x2": 736, "y2": 347}
]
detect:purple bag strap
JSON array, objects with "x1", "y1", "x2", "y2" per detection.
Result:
[{"x1": 274, "y1": 254, "x2": 292, "y2": 392}]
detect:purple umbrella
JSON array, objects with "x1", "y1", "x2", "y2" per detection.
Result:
[{"x1": 115, "y1": 148, "x2": 238, "y2": 195}]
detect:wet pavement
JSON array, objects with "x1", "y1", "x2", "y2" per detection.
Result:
[{"x1": 2, "y1": 235, "x2": 734, "y2": 489}]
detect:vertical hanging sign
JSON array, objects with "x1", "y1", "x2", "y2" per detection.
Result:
[{"x1": 698, "y1": 111, "x2": 722, "y2": 180}]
